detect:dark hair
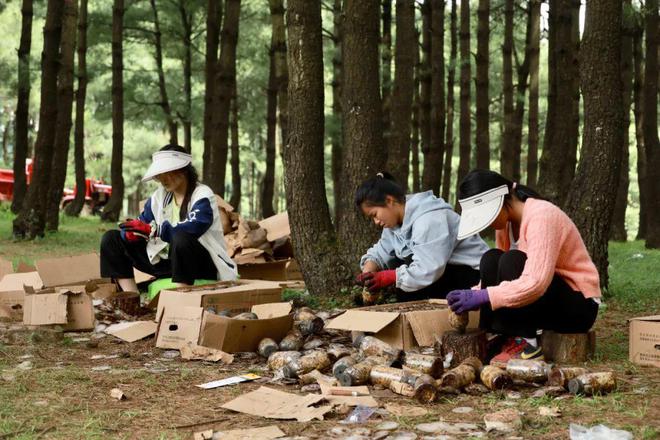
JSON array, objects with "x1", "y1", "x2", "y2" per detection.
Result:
[
  {"x1": 458, "y1": 169, "x2": 545, "y2": 203},
  {"x1": 159, "y1": 144, "x2": 199, "y2": 221},
  {"x1": 355, "y1": 171, "x2": 406, "y2": 208}
]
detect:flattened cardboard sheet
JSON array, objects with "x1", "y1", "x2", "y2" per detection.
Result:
[
  {"x1": 0, "y1": 272, "x2": 43, "y2": 292},
  {"x1": 106, "y1": 321, "x2": 157, "y2": 342},
  {"x1": 258, "y1": 212, "x2": 290, "y2": 242},
  {"x1": 36, "y1": 253, "x2": 100, "y2": 287}
]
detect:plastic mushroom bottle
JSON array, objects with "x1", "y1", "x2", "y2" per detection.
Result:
[
  {"x1": 267, "y1": 351, "x2": 302, "y2": 371},
  {"x1": 336, "y1": 356, "x2": 387, "y2": 386},
  {"x1": 506, "y1": 359, "x2": 551, "y2": 383},
  {"x1": 353, "y1": 334, "x2": 403, "y2": 363},
  {"x1": 448, "y1": 310, "x2": 469, "y2": 334},
  {"x1": 568, "y1": 372, "x2": 617, "y2": 396},
  {"x1": 480, "y1": 365, "x2": 513, "y2": 390},
  {"x1": 278, "y1": 329, "x2": 304, "y2": 351},
  {"x1": 439, "y1": 356, "x2": 483, "y2": 389},
  {"x1": 547, "y1": 366, "x2": 589, "y2": 388},
  {"x1": 283, "y1": 351, "x2": 331, "y2": 379},
  {"x1": 257, "y1": 338, "x2": 279, "y2": 358},
  {"x1": 402, "y1": 353, "x2": 444, "y2": 378}
]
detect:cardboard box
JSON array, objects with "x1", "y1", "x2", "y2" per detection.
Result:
[
  {"x1": 36, "y1": 253, "x2": 101, "y2": 288},
  {"x1": 0, "y1": 271, "x2": 43, "y2": 322},
  {"x1": 326, "y1": 299, "x2": 480, "y2": 350},
  {"x1": 238, "y1": 259, "x2": 303, "y2": 282},
  {"x1": 258, "y1": 212, "x2": 290, "y2": 242},
  {"x1": 629, "y1": 315, "x2": 660, "y2": 367},
  {"x1": 156, "y1": 279, "x2": 284, "y2": 318},
  {"x1": 156, "y1": 302, "x2": 293, "y2": 353},
  {"x1": 23, "y1": 286, "x2": 95, "y2": 331}
]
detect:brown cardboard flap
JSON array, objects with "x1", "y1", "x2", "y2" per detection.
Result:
[
  {"x1": 214, "y1": 194, "x2": 234, "y2": 212},
  {"x1": 23, "y1": 292, "x2": 68, "y2": 325},
  {"x1": 62, "y1": 290, "x2": 95, "y2": 331},
  {"x1": 0, "y1": 272, "x2": 43, "y2": 292},
  {"x1": 258, "y1": 212, "x2": 290, "y2": 242},
  {"x1": 107, "y1": 321, "x2": 158, "y2": 342},
  {"x1": 133, "y1": 268, "x2": 155, "y2": 284},
  {"x1": 0, "y1": 291, "x2": 24, "y2": 321},
  {"x1": 199, "y1": 313, "x2": 293, "y2": 353},
  {"x1": 0, "y1": 259, "x2": 13, "y2": 280},
  {"x1": 36, "y1": 253, "x2": 100, "y2": 287},
  {"x1": 406, "y1": 309, "x2": 450, "y2": 347},
  {"x1": 629, "y1": 315, "x2": 660, "y2": 322},
  {"x1": 629, "y1": 317, "x2": 660, "y2": 367},
  {"x1": 252, "y1": 302, "x2": 292, "y2": 319},
  {"x1": 326, "y1": 310, "x2": 400, "y2": 333},
  {"x1": 156, "y1": 307, "x2": 204, "y2": 350}
]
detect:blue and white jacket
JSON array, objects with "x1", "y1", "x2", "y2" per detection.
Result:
[{"x1": 139, "y1": 183, "x2": 238, "y2": 280}]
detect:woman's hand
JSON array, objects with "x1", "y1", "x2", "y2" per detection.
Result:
[
  {"x1": 362, "y1": 260, "x2": 380, "y2": 274},
  {"x1": 119, "y1": 219, "x2": 152, "y2": 242},
  {"x1": 446, "y1": 288, "x2": 490, "y2": 314}
]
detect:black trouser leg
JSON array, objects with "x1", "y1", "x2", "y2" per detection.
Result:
[
  {"x1": 100, "y1": 230, "x2": 171, "y2": 279},
  {"x1": 478, "y1": 249, "x2": 598, "y2": 338},
  {"x1": 395, "y1": 264, "x2": 481, "y2": 302},
  {"x1": 169, "y1": 231, "x2": 217, "y2": 285}
]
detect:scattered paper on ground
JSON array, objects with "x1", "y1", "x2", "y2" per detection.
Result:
[
  {"x1": 318, "y1": 383, "x2": 378, "y2": 407},
  {"x1": 110, "y1": 388, "x2": 126, "y2": 400},
  {"x1": 180, "y1": 342, "x2": 234, "y2": 363},
  {"x1": 194, "y1": 425, "x2": 285, "y2": 440},
  {"x1": 221, "y1": 386, "x2": 334, "y2": 422},
  {"x1": 197, "y1": 374, "x2": 260, "y2": 390}
]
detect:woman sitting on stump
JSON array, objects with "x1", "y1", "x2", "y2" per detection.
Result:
[
  {"x1": 99, "y1": 144, "x2": 237, "y2": 292},
  {"x1": 447, "y1": 169, "x2": 601, "y2": 365},
  {"x1": 355, "y1": 172, "x2": 489, "y2": 303}
]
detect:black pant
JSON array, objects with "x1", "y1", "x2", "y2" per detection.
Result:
[
  {"x1": 478, "y1": 248, "x2": 598, "y2": 338},
  {"x1": 396, "y1": 264, "x2": 481, "y2": 302},
  {"x1": 100, "y1": 230, "x2": 217, "y2": 285}
]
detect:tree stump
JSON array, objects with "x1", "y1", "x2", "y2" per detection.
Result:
[
  {"x1": 541, "y1": 330, "x2": 596, "y2": 363},
  {"x1": 439, "y1": 329, "x2": 488, "y2": 368},
  {"x1": 109, "y1": 292, "x2": 140, "y2": 316}
]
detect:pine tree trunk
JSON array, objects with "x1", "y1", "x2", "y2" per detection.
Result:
[
  {"x1": 419, "y1": 1, "x2": 431, "y2": 182},
  {"x1": 229, "y1": 81, "x2": 241, "y2": 210},
  {"x1": 101, "y1": 0, "x2": 125, "y2": 222},
  {"x1": 208, "y1": 0, "x2": 241, "y2": 196},
  {"x1": 381, "y1": 0, "x2": 392, "y2": 145},
  {"x1": 411, "y1": 28, "x2": 420, "y2": 193},
  {"x1": 262, "y1": 48, "x2": 277, "y2": 218},
  {"x1": 538, "y1": 0, "x2": 580, "y2": 206},
  {"x1": 270, "y1": 0, "x2": 288, "y2": 147},
  {"x1": 179, "y1": 0, "x2": 192, "y2": 152},
  {"x1": 643, "y1": 0, "x2": 660, "y2": 248},
  {"x1": 2, "y1": 121, "x2": 9, "y2": 164},
  {"x1": 65, "y1": 0, "x2": 88, "y2": 217},
  {"x1": 500, "y1": 0, "x2": 515, "y2": 179},
  {"x1": 526, "y1": 0, "x2": 541, "y2": 188},
  {"x1": 610, "y1": 0, "x2": 634, "y2": 242},
  {"x1": 331, "y1": 0, "x2": 343, "y2": 220},
  {"x1": 150, "y1": 0, "x2": 178, "y2": 146},
  {"x1": 442, "y1": 0, "x2": 457, "y2": 202},
  {"x1": 386, "y1": 0, "x2": 415, "y2": 189},
  {"x1": 564, "y1": 0, "x2": 623, "y2": 288},
  {"x1": 421, "y1": 0, "x2": 444, "y2": 195},
  {"x1": 633, "y1": 22, "x2": 646, "y2": 240},
  {"x1": 337, "y1": 0, "x2": 384, "y2": 266},
  {"x1": 203, "y1": 0, "x2": 221, "y2": 179},
  {"x1": 12, "y1": 0, "x2": 32, "y2": 214},
  {"x1": 13, "y1": 0, "x2": 63, "y2": 238},
  {"x1": 285, "y1": 0, "x2": 350, "y2": 296},
  {"x1": 456, "y1": 0, "x2": 471, "y2": 199},
  {"x1": 475, "y1": 0, "x2": 489, "y2": 171}
]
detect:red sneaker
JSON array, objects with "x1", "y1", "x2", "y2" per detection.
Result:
[{"x1": 490, "y1": 337, "x2": 527, "y2": 368}]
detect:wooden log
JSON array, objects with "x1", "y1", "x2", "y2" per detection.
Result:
[
  {"x1": 440, "y1": 329, "x2": 488, "y2": 367},
  {"x1": 109, "y1": 291, "x2": 140, "y2": 315},
  {"x1": 541, "y1": 330, "x2": 596, "y2": 363}
]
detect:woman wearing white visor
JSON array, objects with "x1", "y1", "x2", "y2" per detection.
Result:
[
  {"x1": 447, "y1": 169, "x2": 601, "y2": 366},
  {"x1": 99, "y1": 145, "x2": 237, "y2": 293}
]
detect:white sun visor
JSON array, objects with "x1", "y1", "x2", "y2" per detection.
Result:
[
  {"x1": 457, "y1": 184, "x2": 510, "y2": 240},
  {"x1": 142, "y1": 150, "x2": 192, "y2": 182}
]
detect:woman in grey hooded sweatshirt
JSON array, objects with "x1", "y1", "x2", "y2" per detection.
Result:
[{"x1": 355, "y1": 172, "x2": 489, "y2": 303}]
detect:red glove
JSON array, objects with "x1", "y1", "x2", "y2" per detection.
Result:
[
  {"x1": 120, "y1": 229, "x2": 148, "y2": 242},
  {"x1": 355, "y1": 272, "x2": 375, "y2": 286},
  {"x1": 364, "y1": 270, "x2": 397, "y2": 292},
  {"x1": 119, "y1": 219, "x2": 151, "y2": 242}
]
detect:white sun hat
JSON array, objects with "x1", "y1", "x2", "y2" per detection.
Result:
[
  {"x1": 142, "y1": 150, "x2": 192, "y2": 182},
  {"x1": 457, "y1": 184, "x2": 510, "y2": 240}
]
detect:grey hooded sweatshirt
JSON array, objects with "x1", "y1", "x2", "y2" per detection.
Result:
[{"x1": 360, "y1": 191, "x2": 489, "y2": 292}]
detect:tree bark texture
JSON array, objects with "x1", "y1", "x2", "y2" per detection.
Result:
[
  {"x1": 11, "y1": 0, "x2": 33, "y2": 214},
  {"x1": 208, "y1": 0, "x2": 241, "y2": 196},
  {"x1": 475, "y1": 0, "x2": 489, "y2": 171},
  {"x1": 442, "y1": 0, "x2": 458, "y2": 202},
  {"x1": 610, "y1": 0, "x2": 634, "y2": 242},
  {"x1": 538, "y1": 0, "x2": 580, "y2": 206},
  {"x1": 421, "y1": 0, "x2": 444, "y2": 195},
  {"x1": 101, "y1": 0, "x2": 125, "y2": 222},
  {"x1": 564, "y1": 0, "x2": 623, "y2": 288},
  {"x1": 633, "y1": 21, "x2": 646, "y2": 240},
  {"x1": 642, "y1": 0, "x2": 660, "y2": 248},
  {"x1": 229, "y1": 81, "x2": 241, "y2": 210},
  {"x1": 203, "y1": 0, "x2": 221, "y2": 179},
  {"x1": 178, "y1": 0, "x2": 193, "y2": 152},
  {"x1": 285, "y1": 0, "x2": 350, "y2": 296},
  {"x1": 331, "y1": 0, "x2": 343, "y2": 220},
  {"x1": 270, "y1": 0, "x2": 288, "y2": 152},
  {"x1": 150, "y1": 0, "x2": 178, "y2": 146},
  {"x1": 381, "y1": 0, "x2": 392, "y2": 144},
  {"x1": 65, "y1": 0, "x2": 88, "y2": 217},
  {"x1": 500, "y1": 0, "x2": 515, "y2": 179},
  {"x1": 337, "y1": 0, "x2": 384, "y2": 265},
  {"x1": 411, "y1": 28, "x2": 420, "y2": 193},
  {"x1": 262, "y1": 48, "x2": 277, "y2": 218},
  {"x1": 13, "y1": 0, "x2": 63, "y2": 238},
  {"x1": 456, "y1": 0, "x2": 471, "y2": 200},
  {"x1": 419, "y1": 1, "x2": 431, "y2": 182},
  {"x1": 526, "y1": 0, "x2": 541, "y2": 188},
  {"x1": 386, "y1": 0, "x2": 415, "y2": 189}
]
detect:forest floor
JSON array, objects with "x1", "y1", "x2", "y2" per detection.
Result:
[{"x1": 0, "y1": 208, "x2": 659, "y2": 439}]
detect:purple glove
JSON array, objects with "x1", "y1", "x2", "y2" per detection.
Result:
[{"x1": 446, "y1": 288, "x2": 490, "y2": 314}]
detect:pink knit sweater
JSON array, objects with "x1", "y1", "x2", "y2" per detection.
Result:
[{"x1": 486, "y1": 198, "x2": 601, "y2": 310}]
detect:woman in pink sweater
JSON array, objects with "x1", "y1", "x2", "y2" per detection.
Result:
[{"x1": 447, "y1": 169, "x2": 601, "y2": 366}]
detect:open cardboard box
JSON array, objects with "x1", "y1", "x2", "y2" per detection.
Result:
[
  {"x1": 0, "y1": 271, "x2": 43, "y2": 321},
  {"x1": 156, "y1": 302, "x2": 293, "y2": 353},
  {"x1": 155, "y1": 279, "x2": 284, "y2": 318},
  {"x1": 326, "y1": 299, "x2": 480, "y2": 350},
  {"x1": 23, "y1": 285, "x2": 95, "y2": 331},
  {"x1": 237, "y1": 258, "x2": 303, "y2": 282},
  {"x1": 629, "y1": 315, "x2": 660, "y2": 367}
]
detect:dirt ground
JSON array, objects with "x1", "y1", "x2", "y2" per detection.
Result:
[{"x1": 1, "y1": 302, "x2": 659, "y2": 440}]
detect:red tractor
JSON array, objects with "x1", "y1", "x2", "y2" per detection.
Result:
[{"x1": 0, "y1": 159, "x2": 112, "y2": 214}]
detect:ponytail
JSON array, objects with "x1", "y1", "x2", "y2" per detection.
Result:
[
  {"x1": 458, "y1": 169, "x2": 545, "y2": 203},
  {"x1": 355, "y1": 171, "x2": 406, "y2": 208}
]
